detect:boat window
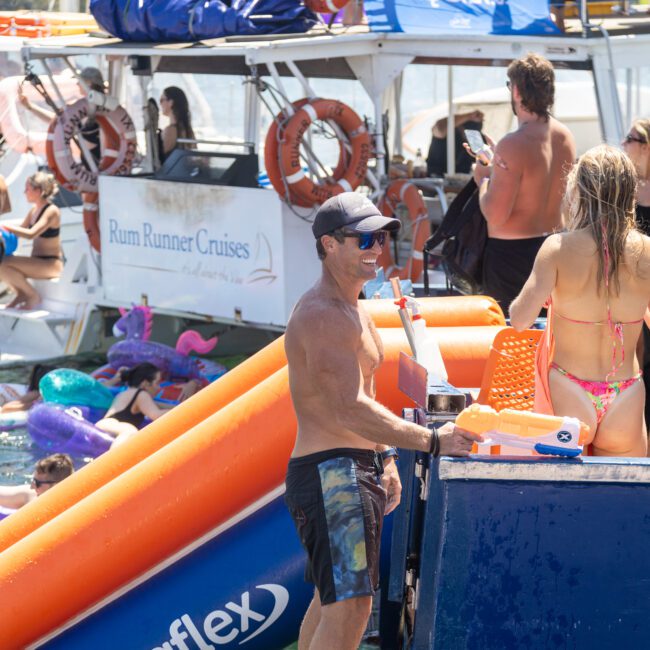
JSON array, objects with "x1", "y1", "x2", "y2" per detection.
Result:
[{"x1": 154, "y1": 149, "x2": 258, "y2": 187}]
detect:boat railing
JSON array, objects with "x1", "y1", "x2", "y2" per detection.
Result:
[{"x1": 176, "y1": 137, "x2": 255, "y2": 152}]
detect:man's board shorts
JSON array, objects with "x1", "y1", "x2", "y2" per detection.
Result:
[
  {"x1": 482, "y1": 235, "x2": 547, "y2": 314},
  {"x1": 285, "y1": 448, "x2": 387, "y2": 605}
]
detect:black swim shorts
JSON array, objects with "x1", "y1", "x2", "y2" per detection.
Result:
[
  {"x1": 482, "y1": 235, "x2": 548, "y2": 314},
  {"x1": 285, "y1": 448, "x2": 387, "y2": 606}
]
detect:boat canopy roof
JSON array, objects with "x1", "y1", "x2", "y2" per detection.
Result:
[{"x1": 19, "y1": 22, "x2": 650, "y2": 76}]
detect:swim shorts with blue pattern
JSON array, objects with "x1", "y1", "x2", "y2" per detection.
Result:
[{"x1": 285, "y1": 448, "x2": 387, "y2": 605}]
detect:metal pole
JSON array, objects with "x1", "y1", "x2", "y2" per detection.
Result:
[{"x1": 446, "y1": 66, "x2": 455, "y2": 176}]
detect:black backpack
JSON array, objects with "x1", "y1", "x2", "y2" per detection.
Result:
[{"x1": 425, "y1": 178, "x2": 487, "y2": 294}]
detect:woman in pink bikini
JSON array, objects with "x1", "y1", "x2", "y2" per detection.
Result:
[{"x1": 511, "y1": 145, "x2": 650, "y2": 456}]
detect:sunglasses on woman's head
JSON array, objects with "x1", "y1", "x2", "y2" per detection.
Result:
[{"x1": 341, "y1": 231, "x2": 388, "y2": 250}]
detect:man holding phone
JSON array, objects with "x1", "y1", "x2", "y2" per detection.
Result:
[{"x1": 471, "y1": 53, "x2": 576, "y2": 315}]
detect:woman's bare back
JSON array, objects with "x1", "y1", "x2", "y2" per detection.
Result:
[{"x1": 552, "y1": 229, "x2": 650, "y2": 379}]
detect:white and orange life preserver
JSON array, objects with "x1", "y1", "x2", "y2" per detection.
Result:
[
  {"x1": 45, "y1": 97, "x2": 137, "y2": 194},
  {"x1": 377, "y1": 180, "x2": 430, "y2": 282},
  {"x1": 0, "y1": 75, "x2": 78, "y2": 156},
  {"x1": 304, "y1": 0, "x2": 350, "y2": 12},
  {"x1": 46, "y1": 97, "x2": 136, "y2": 252},
  {"x1": 81, "y1": 191, "x2": 100, "y2": 253},
  {"x1": 264, "y1": 98, "x2": 350, "y2": 207},
  {"x1": 265, "y1": 97, "x2": 370, "y2": 206}
]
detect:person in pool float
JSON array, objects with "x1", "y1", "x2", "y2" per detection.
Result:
[
  {"x1": 95, "y1": 363, "x2": 168, "y2": 448},
  {"x1": 0, "y1": 453, "x2": 74, "y2": 510},
  {"x1": 0, "y1": 363, "x2": 55, "y2": 413},
  {"x1": 95, "y1": 362, "x2": 200, "y2": 448},
  {"x1": 0, "y1": 171, "x2": 62, "y2": 310},
  {"x1": 510, "y1": 145, "x2": 650, "y2": 457}
]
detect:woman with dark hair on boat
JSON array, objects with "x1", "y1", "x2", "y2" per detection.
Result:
[
  {"x1": 158, "y1": 86, "x2": 196, "y2": 164},
  {"x1": 0, "y1": 171, "x2": 62, "y2": 310},
  {"x1": 510, "y1": 145, "x2": 650, "y2": 457}
]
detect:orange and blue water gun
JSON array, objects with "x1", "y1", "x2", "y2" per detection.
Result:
[{"x1": 456, "y1": 404, "x2": 591, "y2": 458}]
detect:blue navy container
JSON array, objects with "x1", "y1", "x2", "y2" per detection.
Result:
[{"x1": 388, "y1": 452, "x2": 650, "y2": 649}]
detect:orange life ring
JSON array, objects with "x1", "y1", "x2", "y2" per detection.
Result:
[
  {"x1": 264, "y1": 98, "x2": 350, "y2": 207},
  {"x1": 304, "y1": 0, "x2": 350, "y2": 11},
  {"x1": 81, "y1": 191, "x2": 100, "y2": 253},
  {"x1": 268, "y1": 98, "x2": 370, "y2": 206},
  {"x1": 377, "y1": 180, "x2": 430, "y2": 282},
  {"x1": 45, "y1": 97, "x2": 137, "y2": 193}
]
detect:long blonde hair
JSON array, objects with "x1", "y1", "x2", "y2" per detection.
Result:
[{"x1": 565, "y1": 145, "x2": 637, "y2": 294}]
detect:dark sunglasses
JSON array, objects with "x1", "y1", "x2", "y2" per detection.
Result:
[
  {"x1": 31, "y1": 477, "x2": 58, "y2": 488},
  {"x1": 342, "y1": 231, "x2": 388, "y2": 250},
  {"x1": 624, "y1": 134, "x2": 646, "y2": 144},
  {"x1": 506, "y1": 80, "x2": 512, "y2": 90}
]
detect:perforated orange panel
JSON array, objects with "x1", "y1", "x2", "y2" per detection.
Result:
[{"x1": 477, "y1": 327, "x2": 543, "y2": 412}]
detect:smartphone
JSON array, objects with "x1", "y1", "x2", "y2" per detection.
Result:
[{"x1": 464, "y1": 129, "x2": 493, "y2": 163}]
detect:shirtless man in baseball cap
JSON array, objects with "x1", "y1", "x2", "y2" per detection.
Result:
[{"x1": 284, "y1": 192, "x2": 481, "y2": 649}]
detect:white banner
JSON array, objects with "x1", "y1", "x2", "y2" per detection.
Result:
[{"x1": 100, "y1": 178, "x2": 295, "y2": 326}]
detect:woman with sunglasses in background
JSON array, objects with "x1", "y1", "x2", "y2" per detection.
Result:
[
  {"x1": 622, "y1": 120, "x2": 650, "y2": 239},
  {"x1": 622, "y1": 118, "x2": 650, "y2": 429},
  {"x1": 158, "y1": 86, "x2": 196, "y2": 165}
]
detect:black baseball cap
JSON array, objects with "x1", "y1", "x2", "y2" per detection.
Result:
[{"x1": 312, "y1": 192, "x2": 401, "y2": 239}]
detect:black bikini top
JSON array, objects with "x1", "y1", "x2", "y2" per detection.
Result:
[
  {"x1": 110, "y1": 388, "x2": 145, "y2": 428},
  {"x1": 33, "y1": 203, "x2": 60, "y2": 239}
]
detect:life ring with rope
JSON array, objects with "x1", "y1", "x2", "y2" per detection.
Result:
[
  {"x1": 265, "y1": 97, "x2": 370, "y2": 206},
  {"x1": 46, "y1": 97, "x2": 137, "y2": 193},
  {"x1": 304, "y1": 0, "x2": 350, "y2": 12},
  {"x1": 264, "y1": 98, "x2": 350, "y2": 207},
  {"x1": 377, "y1": 180, "x2": 430, "y2": 282},
  {"x1": 46, "y1": 97, "x2": 137, "y2": 252}
]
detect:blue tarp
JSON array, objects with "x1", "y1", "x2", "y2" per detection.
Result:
[
  {"x1": 366, "y1": 0, "x2": 559, "y2": 35},
  {"x1": 90, "y1": 0, "x2": 319, "y2": 42}
]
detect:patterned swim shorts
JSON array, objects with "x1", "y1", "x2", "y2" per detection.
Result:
[{"x1": 284, "y1": 448, "x2": 387, "y2": 605}]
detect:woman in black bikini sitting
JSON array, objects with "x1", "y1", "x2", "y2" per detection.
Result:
[
  {"x1": 96, "y1": 363, "x2": 168, "y2": 448},
  {"x1": 0, "y1": 171, "x2": 62, "y2": 310}
]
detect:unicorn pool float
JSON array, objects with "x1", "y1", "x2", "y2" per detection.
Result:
[
  {"x1": 95, "y1": 305, "x2": 228, "y2": 383},
  {"x1": 27, "y1": 306, "x2": 228, "y2": 458}
]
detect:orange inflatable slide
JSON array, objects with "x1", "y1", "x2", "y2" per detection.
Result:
[{"x1": 0, "y1": 297, "x2": 504, "y2": 648}]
